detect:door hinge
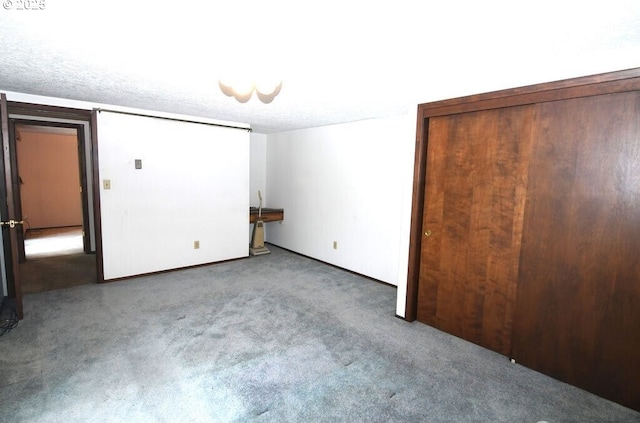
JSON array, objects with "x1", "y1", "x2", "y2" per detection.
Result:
[{"x1": 0, "y1": 219, "x2": 24, "y2": 229}]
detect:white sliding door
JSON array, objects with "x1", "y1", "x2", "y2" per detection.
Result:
[{"x1": 97, "y1": 111, "x2": 249, "y2": 280}]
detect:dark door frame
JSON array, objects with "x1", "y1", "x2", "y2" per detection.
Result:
[
  {"x1": 0, "y1": 98, "x2": 104, "y2": 318},
  {"x1": 13, "y1": 120, "x2": 91, "y2": 258},
  {"x1": 0, "y1": 93, "x2": 22, "y2": 318}
]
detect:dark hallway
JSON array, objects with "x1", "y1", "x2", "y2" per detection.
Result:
[{"x1": 21, "y1": 226, "x2": 95, "y2": 294}]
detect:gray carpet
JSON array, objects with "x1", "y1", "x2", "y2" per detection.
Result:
[{"x1": 1, "y1": 245, "x2": 638, "y2": 423}]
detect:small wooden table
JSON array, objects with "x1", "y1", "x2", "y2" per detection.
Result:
[{"x1": 249, "y1": 207, "x2": 284, "y2": 224}]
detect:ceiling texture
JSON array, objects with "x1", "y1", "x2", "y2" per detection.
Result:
[{"x1": 1, "y1": 1, "x2": 640, "y2": 133}]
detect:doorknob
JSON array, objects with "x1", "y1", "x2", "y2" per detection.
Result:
[
  {"x1": 424, "y1": 230, "x2": 432, "y2": 237},
  {"x1": 0, "y1": 219, "x2": 24, "y2": 229}
]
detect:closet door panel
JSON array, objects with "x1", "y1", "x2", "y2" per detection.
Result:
[
  {"x1": 417, "y1": 105, "x2": 534, "y2": 355},
  {"x1": 513, "y1": 91, "x2": 640, "y2": 411}
]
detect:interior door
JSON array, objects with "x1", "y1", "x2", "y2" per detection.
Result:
[
  {"x1": 10, "y1": 120, "x2": 26, "y2": 263},
  {"x1": 512, "y1": 91, "x2": 640, "y2": 411},
  {"x1": 0, "y1": 93, "x2": 23, "y2": 319},
  {"x1": 417, "y1": 105, "x2": 535, "y2": 356}
]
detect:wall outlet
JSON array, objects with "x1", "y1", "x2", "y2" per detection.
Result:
[
  {"x1": 333, "y1": 241, "x2": 338, "y2": 250},
  {"x1": 194, "y1": 240, "x2": 200, "y2": 249},
  {"x1": 103, "y1": 179, "x2": 111, "y2": 190}
]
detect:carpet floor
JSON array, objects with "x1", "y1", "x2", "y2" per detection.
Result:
[{"x1": 0, "y1": 245, "x2": 638, "y2": 423}]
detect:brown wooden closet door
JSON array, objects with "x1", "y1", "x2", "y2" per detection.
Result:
[
  {"x1": 417, "y1": 105, "x2": 535, "y2": 356},
  {"x1": 512, "y1": 91, "x2": 640, "y2": 411}
]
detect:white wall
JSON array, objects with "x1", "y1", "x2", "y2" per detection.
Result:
[
  {"x1": 1, "y1": 91, "x2": 415, "y2": 316},
  {"x1": 250, "y1": 133, "x2": 267, "y2": 207},
  {"x1": 97, "y1": 111, "x2": 249, "y2": 280},
  {"x1": 249, "y1": 132, "x2": 269, "y2": 241},
  {"x1": 265, "y1": 115, "x2": 415, "y2": 309}
]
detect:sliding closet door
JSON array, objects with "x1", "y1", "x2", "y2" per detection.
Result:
[
  {"x1": 417, "y1": 105, "x2": 534, "y2": 356},
  {"x1": 512, "y1": 91, "x2": 640, "y2": 411},
  {"x1": 96, "y1": 111, "x2": 250, "y2": 280}
]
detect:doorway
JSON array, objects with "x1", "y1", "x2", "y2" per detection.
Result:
[
  {"x1": 20, "y1": 227, "x2": 96, "y2": 293},
  {"x1": 15, "y1": 122, "x2": 96, "y2": 294},
  {"x1": 1, "y1": 98, "x2": 102, "y2": 318}
]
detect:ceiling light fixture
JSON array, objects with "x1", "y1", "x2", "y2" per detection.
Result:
[{"x1": 219, "y1": 78, "x2": 282, "y2": 104}]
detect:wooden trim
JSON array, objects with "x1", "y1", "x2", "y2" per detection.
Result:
[
  {"x1": 90, "y1": 110, "x2": 105, "y2": 283},
  {"x1": 249, "y1": 208, "x2": 284, "y2": 224},
  {"x1": 11, "y1": 120, "x2": 89, "y2": 257},
  {"x1": 100, "y1": 256, "x2": 248, "y2": 284},
  {"x1": 420, "y1": 67, "x2": 640, "y2": 117},
  {"x1": 75, "y1": 124, "x2": 92, "y2": 254},
  {"x1": 405, "y1": 66, "x2": 640, "y2": 322},
  {"x1": 404, "y1": 109, "x2": 428, "y2": 322},
  {"x1": 1, "y1": 93, "x2": 23, "y2": 319},
  {"x1": 7, "y1": 101, "x2": 91, "y2": 120},
  {"x1": 12, "y1": 119, "x2": 85, "y2": 131},
  {"x1": 9, "y1": 120, "x2": 26, "y2": 264},
  {"x1": 94, "y1": 108, "x2": 251, "y2": 132}
]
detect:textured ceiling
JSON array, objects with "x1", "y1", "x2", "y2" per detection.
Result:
[{"x1": 1, "y1": 1, "x2": 640, "y2": 133}]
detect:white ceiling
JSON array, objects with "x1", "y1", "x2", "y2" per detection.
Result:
[{"x1": 1, "y1": 1, "x2": 640, "y2": 133}]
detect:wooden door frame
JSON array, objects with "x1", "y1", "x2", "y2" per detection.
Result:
[
  {"x1": 404, "y1": 67, "x2": 640, "y2": 322},
  {"x1": 90, "y1": 110, "x2": 104, "y2": 283},
  {"x1": 0, "y1": 98, "x2": 105, "y2": 317},
  {"x1": 0, "y1": 93, "x2": 23, "y2": 318},
  {"x1": 12, "y1": 120, "x2": 91, "y2": 258}
]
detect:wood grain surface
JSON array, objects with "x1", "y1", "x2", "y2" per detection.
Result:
[
  {"x1": 417, "y1": 105, "x2": 535, "y2": 356},
  {"x1": 512, "y1": 91, "x2": 640, "y2": 410}
]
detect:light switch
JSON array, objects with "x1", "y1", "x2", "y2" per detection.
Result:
[
  {"x1": 103, "y1": 179, "x2": 111, "y2": 190},
  {"x1": 135, "y1": 159, "x2": 142, "y2": 169}
]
